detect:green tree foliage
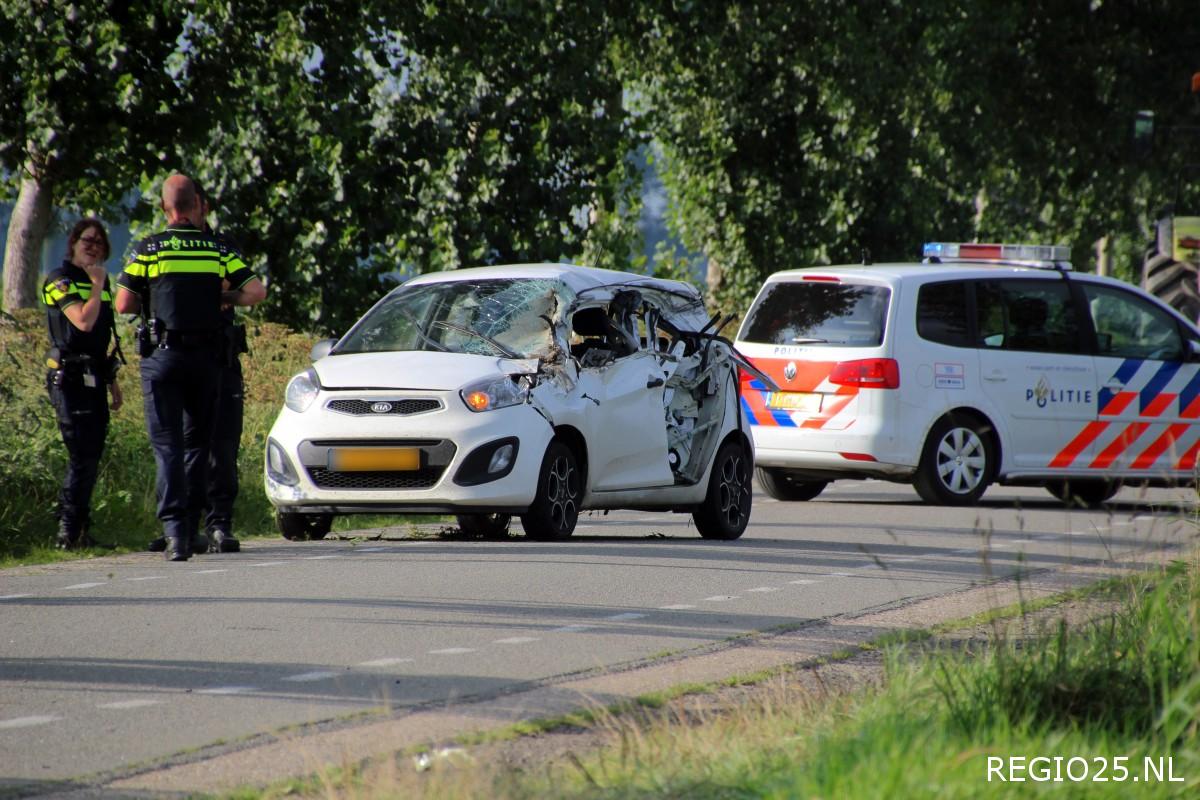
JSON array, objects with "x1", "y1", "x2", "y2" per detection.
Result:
[{"x1": 627, "y1": 1, "x2": 1200, "y2": 312}]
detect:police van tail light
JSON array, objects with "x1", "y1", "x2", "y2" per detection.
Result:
[{"x1": 829, "y1": 358, "x2": 900, "y2": 389}]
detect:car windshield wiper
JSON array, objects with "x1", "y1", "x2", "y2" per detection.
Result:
[
  {"x1": 430, "y1": 320, "x2": 520, "y2": 359},
  {"x1": 791, "y1": 336, "x2": 829, "y2": 344}
]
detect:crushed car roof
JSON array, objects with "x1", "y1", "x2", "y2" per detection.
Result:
[{"x1": 403, "y1": 262, "x2": 701, "y2": 299}]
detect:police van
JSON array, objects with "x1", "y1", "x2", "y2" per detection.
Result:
[{"x1": 735, "y1": 243, "x2": 1200, "y2": 506}]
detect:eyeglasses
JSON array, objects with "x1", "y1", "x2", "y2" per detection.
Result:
[{"x1": 78, "y1": 236, "x2": 104, "y2": 246}]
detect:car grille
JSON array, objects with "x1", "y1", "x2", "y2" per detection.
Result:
[
  {"x1": 306, "y1": 467, "x2": 446, "y2": 490},
  {"x1": 325, "y1": 398, "x2": 441, "y2": 416}
]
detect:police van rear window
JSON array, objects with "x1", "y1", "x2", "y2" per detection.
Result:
[{"x1": 740, "y1": 282, "x2": 890, "y2": 346}]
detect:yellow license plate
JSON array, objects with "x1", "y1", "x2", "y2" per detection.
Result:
[
  {"x1": 766, "y1": 391, "x2": 821, "y2": 413},
  {"x1": 329, "y1": 447, "x2": 420, "y2": 472}
]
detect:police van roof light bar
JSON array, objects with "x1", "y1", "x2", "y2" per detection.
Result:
[{"x1": 922, "y1": 242, "x2": 1072, "y2": 269}]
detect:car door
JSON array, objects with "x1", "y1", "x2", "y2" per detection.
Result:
[
  {"x1": 570, "y1": 306, "x2": 674, "y2": 491},
  {"x1": 1077, "y1": 282, "x2": 1200, "y2": 477},
  {"x1": 974, "y1": 278, "x2": 1097, "y2": 471}
]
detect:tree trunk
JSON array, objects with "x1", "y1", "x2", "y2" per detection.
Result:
[{"x1": 3, "y1": 171, "x2": 54, "y2": 311}]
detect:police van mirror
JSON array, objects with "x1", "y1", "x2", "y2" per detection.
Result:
[
  {"x1": 310, "y1": 338, "x2": 336, "y2": 361},
  {"x1": 1188, "y1": 339, "x2": 1200, "y2": 362}
]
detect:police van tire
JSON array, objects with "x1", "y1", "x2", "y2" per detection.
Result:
[
  {"x1": 277, "y1": 511, "x2": 333, "y2": 541},
  {"x1": 1045, "y1": 480, "x2": 1120, "y2": 508},
  {"x1": 694, "y1": 439, "x2": 753, "y2": 540},
  {"x1": 913, "y1": 415, "x2": 994, "y2": 506},
  {"x1": 456, "y1": 513, "x2": 512, "y2": 539},
  {"x1": 520, "y1": 440, "x2": 580, "y2": 541},
  {"x1": 756, "y1": 467, "x2": 827, "y2": 501}
]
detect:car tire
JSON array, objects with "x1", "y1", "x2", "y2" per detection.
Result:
[
  {"x1": 277, "y1": 511, "x2": 333, "y2": 541},
  {"x1": 756, "y1": 467, "x2": 827, "y2": 501},
  {"x1": 456, "y1": 513, "x2": 513, "y2": 539},
  {"x1": 1045, "y1": 480, "x2": 1120, "y2": 508},
  {"x1": 520, "y1": 440, "x2": 580, "y2": 540},
  {"x1": 912, "y1": 415, "x2": 994, "y2": 506},
  {"x1": 693, "y1": 439, "x2": 753, "y2": 540}
]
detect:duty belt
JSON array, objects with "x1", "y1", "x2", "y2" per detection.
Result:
[{"x1": 158, "y1": 330, "x2": 219, "y2": 349}]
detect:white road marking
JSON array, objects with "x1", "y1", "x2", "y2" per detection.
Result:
[
  {"x1": 97, "y1": 700, "x2": 161, "y2": 710},
  {"x1": 745, "y1": 586, "x2": 780, "y2": 592},
  {"x1": 891, "y1": 558, "x2": 916, "y2": 563},
  {"x1": 659, "y1": 604, "x2": 697, "y2": 610},
  {"x1": 553, "y1": 624, "x2": 597, "y2": 633},
  {"x1": 0, "y1": 594, "x2": 32, "y2": 600},
  {"x1": 606, "y1": 612, "x2": 648, "y2": 620},
  {"x1": 0, "y1": 715, "x2": 60, "y2": 729},
  {"x1": 429, "y1": 648, "x2": 477, "y2": 655},
  {"x1": 702, "y1": 595, "x2": 739, "y2": 602},
  {"x1": 1011, "y1": 539, "x2": 1034, "y2": 545},
  {"x1": 356, "y1": 547, "x2": 387, "y2": 552},
  {"x1": 193, "y1": 569, "x2": 229, "y2": 574},
  {"x1": 493, "y1": 636, "x2": 540, "y2": 644},
  {"x1": 196, "y1": 686, "x2": 258, "y2": 695},
  {"x1": 62, "y1": 582, "x2": 106, "y2": 590},
  {"x1": 247, "y1": 561, "x2": 288, "y2": 568},
  {"x1": 787, "y1": 579, "x2": 818, "y2": 585},
  {"x1": 826, "y1": 572, "x2": 851, "y2": 577},
  {"x1": 358, "y1": 658, "x2": 414, "y2": 668},
  {"x1": 125, "y1": 576, "x2": 167, "y2": 582},
  {"x1": 952, "y1": 548, "x2": 976, "y2": 554},
  {"x1": 282, "y1": 671, "x2": 340, "y2": 683},
  {"x1": 303, "y1": 555, "x2": 341, "y2": 560}
]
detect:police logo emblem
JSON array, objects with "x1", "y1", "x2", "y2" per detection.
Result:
[
  {"x1": 784, "y1": 361, "x2": 797, "y2": 382},
  {"x1": 55, "y1": 278, "x2": 71, "y2": 292},
  {"x1": 167, "y1": 235, "x2": 182, "y2": 250},
  {"x1": 370, "y1": 401, "x2": 393, "y2": 414}
]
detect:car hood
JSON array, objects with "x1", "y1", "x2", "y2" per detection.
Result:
[{"x1": 314, "y1": 351, "x2": 539, "y2": 391}]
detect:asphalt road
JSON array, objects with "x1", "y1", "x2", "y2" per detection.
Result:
[{"x1": 1, "y1": 480, "x2": 1195, "y2": 790}]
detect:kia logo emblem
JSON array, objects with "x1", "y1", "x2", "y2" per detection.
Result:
[
  {"x1": 370, "y1": 401, "x2": 393, "y2": 413},
  {"x1": 784, "y1": 362, "x2": 797, "y2": 382}
]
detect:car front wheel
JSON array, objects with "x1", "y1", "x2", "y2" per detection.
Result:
[
  {"x1": 694, "y1": 439, "x2": 752, "y2": 540},
  {"x1": 756, "y1": 467, "x2": 827, "y2": 501},
  {"x1": 912, "y1": 415, "x2": 994, "y2": 506},
  {"x1": 520, "y1": 440, "x2": 580, "y2": 540},
  {"x1": 277, "y1": 511, "x2": 333, "y2": 541}
]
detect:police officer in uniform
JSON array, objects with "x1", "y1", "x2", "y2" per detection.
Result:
[
  {"x1": 42, "y1": 219, "x2": 124, "y2": 549},
  {"x1": 116, "y1": 175, "x2": 266, "y2": 561}
]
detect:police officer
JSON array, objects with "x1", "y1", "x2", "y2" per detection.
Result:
[
  {"x1": 115, "y1": 175, "x2": 266, "y2": 561},
  {"x1": 42, "y1": 219, "x2": 123, "y2": 549}
]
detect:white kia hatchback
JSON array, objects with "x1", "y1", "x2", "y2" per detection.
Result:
[
  {"x1": 265, "y1": 263, "x2": 758, "y2": 540},
  {"x1": 735, "y1": 243, "x2": 1200, "y2": 507}
]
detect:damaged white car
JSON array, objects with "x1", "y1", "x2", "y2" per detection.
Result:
[{"x1": 264, "y1": 263, "x2": 762, "y2": 541}]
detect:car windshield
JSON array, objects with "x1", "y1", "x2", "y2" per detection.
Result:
[
  {"x1": 335, "y1": 279, "x2": 562, "y2": 358},
  {"x1": 739, "y1": 281, "x2": 890, "y2": 347}
]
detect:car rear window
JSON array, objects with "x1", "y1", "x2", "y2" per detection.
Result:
[{"x1": 739, "y1": 281, "x2": 890, "y2": 347}]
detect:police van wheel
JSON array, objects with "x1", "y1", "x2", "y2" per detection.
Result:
[
  {"x1": 1045, "y1": 480, "x2": 1120, "y2": 508},
  {"x1": 694, "y1": 439, "x2": 753, "y2": 540},
  {"x1": 913, "y1": 415, "x2": 994, "y2": 506},
  {"x1": 456, "y1": 513, "x2": 512, "y2": 539},
  {"x1": 756, "y1": 467, "x2": 827, "y2": 502},
  {"x1": 277, "y1": 511, "x2": 333, "y2": 541}
]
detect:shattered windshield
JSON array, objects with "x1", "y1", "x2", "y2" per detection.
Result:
[{"x1": 335, "y1": 279, "x2": 563, "y2": 358}]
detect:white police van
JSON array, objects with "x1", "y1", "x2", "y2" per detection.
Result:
[{"x1": 735, "y1": 243, "x2": 1200, "y2": 506}]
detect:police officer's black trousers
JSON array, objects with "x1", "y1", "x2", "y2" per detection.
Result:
[
  {"x1": 205, "y1": 361, "x2": 243, "y2": 533},
  {"x1": 47, "y1": 373, "x2": 109, "y2": 534},
  {"x1": 140, "y1": 348, "x2": 220, "y2": 544}
]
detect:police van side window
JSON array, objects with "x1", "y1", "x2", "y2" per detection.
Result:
[
  {"x1": 975, "y1": 280, "x2": 1080, "y2": 354},
  {"x1": 1081, "y1": 283, "x2": 1183, "y2": 362},
  {"x1": 916, "y1": 281, "x2": 970, "y2": 347}
]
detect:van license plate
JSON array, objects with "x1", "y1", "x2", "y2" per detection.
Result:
[
  {"x1": 329, "y1": 447, "x2": 420, "y2": 471},
  {"x1": 766, "y1": 392, "x2": 821, "y2": 413}
]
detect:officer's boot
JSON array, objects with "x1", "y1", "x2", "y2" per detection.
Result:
[
  {"x1": 164, "y1": 536, "x2": 190, "y2": 562},
  {"x1": 189, "y1": 530, "x2": 211, "y2": 555},
  {"x1": 55, "y1": 520, "x2": 79, "y2": 550},
  {"x1": 148, "y1": 536, "x2": 168, "y2": 552},
  {"x1": 209, "y1": 526, "x2": 241, "y2": 553}
]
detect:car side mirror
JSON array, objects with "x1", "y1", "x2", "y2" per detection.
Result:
[
  {"x1": 310, "y1": 338, "x2": 337, "y2": 361},
  {"x1": 1188, "y1": 339, "x2": 1200, "y2": 362}
]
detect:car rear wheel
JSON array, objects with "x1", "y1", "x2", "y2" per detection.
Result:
[
  {"x1": 456, "y1": 513, "x2": 513, "y2": 539},
  {"x1": 756, "y1": 467, "x2": 827, "y2": 501},
  {"x1": 277, "y1": 511, "x2": 333, "y2": 541},
  {"x1": 520, "y1": 441, "x2": 580, "y2": 540},
  {"x1": 694, "y1": 439, "x2": 752, "y2": 540},
  {"x1": 913, "y1": 415, "x2": 994, "y2": 506},
  {"x1": 1045, "y1": 480, "x2": 1120, "y2": 508}
]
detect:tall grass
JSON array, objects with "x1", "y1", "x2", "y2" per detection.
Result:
[{"x1": 0, "y1": 309, "x2": 315, "y2": 561}]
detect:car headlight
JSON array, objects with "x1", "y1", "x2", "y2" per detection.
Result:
[
  {"x1": 285, "y1": 368, "x2": 321, "y2": 413},
  {"x1": 460, "y1": 375, "x2": 530, "y2": 412}
]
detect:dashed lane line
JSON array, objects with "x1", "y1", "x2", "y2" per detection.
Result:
[
  {"x1": 97, "y1": 700, "x2": 161, "y2": 710},
  {"x1": 605, "y1": 612, "x2": 648, "y2": 620},
  {"x1": 428, "y1": 648, "x2": 477, "y2": 655},
  {"x1": 659, "y1": 603, "x2": 697, "y2": 610},
  {"x1": 281, "y1": 671, "x2": 340, "y2": 683},
  {"x1": 196, "y1": 686, "x2": 259, "y2": 695},
  {"x1": 702, "y1": 595, "x2": 739, "y2": 602},
  {"x1": 62, "y1": 582, "x2": 106, "y2": 590},
  {"x1": 0, "y1": 715, "x2": 60, "y2": 729},
  {"x1": 492, "y1": 637, "x2": 540, "y2": 644},
  {"x1": 357, "y1": 658, "x2": 414, "y2": 668}
]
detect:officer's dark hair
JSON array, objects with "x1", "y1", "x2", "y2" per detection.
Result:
[{"x1": 67, "y1": 218, "x2": 110, "y2": 261}]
